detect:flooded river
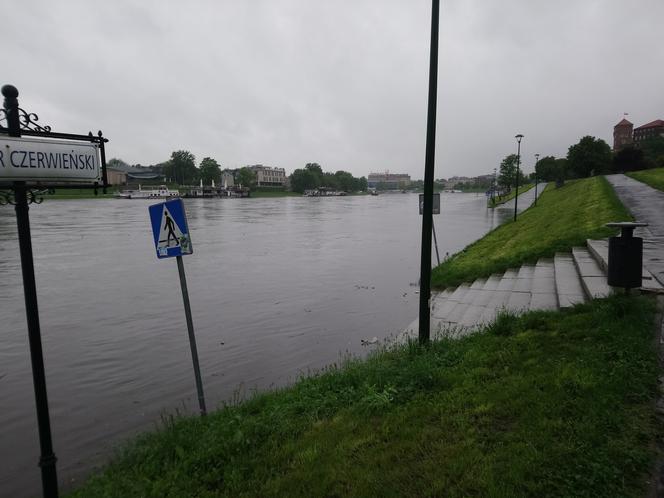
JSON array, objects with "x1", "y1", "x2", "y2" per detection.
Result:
[{"x1": 0, "y1": 189, "x2": 535, "y2": 497}]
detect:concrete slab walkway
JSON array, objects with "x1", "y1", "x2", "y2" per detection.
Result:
[{"x1": 605, "y1": 174, "x2": 664, "y2": 286}]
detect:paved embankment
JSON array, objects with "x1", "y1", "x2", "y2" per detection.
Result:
[{"x1": 605, "y1": 174, "x2": 664, "y2": 286}]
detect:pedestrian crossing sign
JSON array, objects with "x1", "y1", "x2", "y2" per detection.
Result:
[{"x1": 148, "y1": 199, "x2": 193, "y2": 259}]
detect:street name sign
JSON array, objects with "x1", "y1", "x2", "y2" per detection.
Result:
[
  {"x1": 0, "y1": 135, "x2": 101, "y2": 184},
  {"x1": 149, "y1": 198, "x2": 193, "y2": 259}
]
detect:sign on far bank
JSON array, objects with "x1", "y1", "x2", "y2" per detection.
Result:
[
  {"x1": 0, "y1": 135, "x2": 101, "y2": 184},
  {"x1": 149, "y1": 199, "x2": 193, "y2": 259},
  {"x1": 419, "y1": 192, "x2": 441, "y2": 215}
]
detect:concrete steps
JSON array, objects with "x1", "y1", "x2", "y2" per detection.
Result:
[
  {"x1": 554, "y1": 253, "x2": 587, "y2": 308},
  {"x1": 404, "y1": 236, "x2": 659, "y2": 341},
  {"x1": 572, "y1": 246, "x2": 612, "y2": 299}
]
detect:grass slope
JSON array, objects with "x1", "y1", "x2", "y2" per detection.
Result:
[
  {"x1": 432, "y1": 177, "x2": 632, "y2": 289},
  {"x1": 627, "y1": 167, "x2": 664, "y2": 192},
  {"x1": 488, "y1": 183, "x2": 534, "y2": 207},
  {"x1": 67, "y1": 296, "x2": 659, "y2": 498}
]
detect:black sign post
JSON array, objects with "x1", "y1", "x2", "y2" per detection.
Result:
[
  {"x1": 418, "y1": 0, "x2": 440, "y2": 345},
  {"x1": 0, "y1": 85, "x2": 108, "y2": 498}
]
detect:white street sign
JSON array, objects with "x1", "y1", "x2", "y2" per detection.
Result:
[{"x1": 0, "y1": 135, "x2": 101, "y2": 184}]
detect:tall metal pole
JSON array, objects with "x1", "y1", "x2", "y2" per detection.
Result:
[
  {"x1": 418, "y1": 0, "x2": 440, "y2": 345},
  {"x1": 176, "y1": 255, "x2": 207, "y2": 416},
  {"x1": 492, "y1": 167, "x2": 497, "y2": 205},
  {"x1": 513, "y1": 134, "x2": 523, "y2": 222},
  {"x1": 534, "y1": 153, "x2": 539, "y2": 206},
  {"x1": 3, "y1": 84, "x2": 59, "y2": 498}
]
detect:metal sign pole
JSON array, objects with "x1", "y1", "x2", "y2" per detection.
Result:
[
  {"x1": 15, "y1": 183, "x2": 60, "y2": 498},
  {"x1": 3, "y1": 85, "x2": 59, "y2": 498},
  {"x1": 418, "y1": 0, "x2": 440, "y2": 345},
  {"x1": 176, "y1": 255, "x2": 207, "y2": 416}
]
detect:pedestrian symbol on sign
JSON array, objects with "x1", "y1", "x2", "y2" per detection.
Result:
[
  {"x1": 149, "y1": 199, "x2": 193, "y2": 259},
  {"x1": 164, "y1": 211, "x2": 179, "y2": 247}
]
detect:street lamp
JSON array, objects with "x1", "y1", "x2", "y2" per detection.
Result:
[
  {"x1": 534, "y1": 153, "x2": 540, "y2": 206},
  {"x1": 513, "y1": 134, "x2": 524, "y2": 222},
  {"x1": 492, "y1": 167, "x2": 497, "y2": 204}
]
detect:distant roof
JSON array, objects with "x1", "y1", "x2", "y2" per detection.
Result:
[
  {"x1": 127, "y1": 173, "x2": 161, "y2": 179},
  {"x1": 634, "y1": 119, "x2": 664, "y2": 130},
  {"x1": 615, "y1": 118, "x2": 632, "y2": 127}
]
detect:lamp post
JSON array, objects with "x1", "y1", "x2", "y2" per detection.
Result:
[
  {"x1": 513, "y1": 134, "x2": 523, "y2": 222},
  {"x1": 534, "y1": 153, "x2": 540, "y2": 206},
  {"x1": 492, "y1": 167, "x2": 497, "y2": 204}
]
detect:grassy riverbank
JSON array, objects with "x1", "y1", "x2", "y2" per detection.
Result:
[
  {"x1": 627, "y1": 167, "x2": 664, "y2": 192},
  {"x1": 67, "y1": 295, "x2": 659, "y2": 497},
  {"x1": 432, "y1": 177, "x2": 631, "y2": 289},
  {"x1": 487, "y1": 183, "x2": 534, "y2": 207}
]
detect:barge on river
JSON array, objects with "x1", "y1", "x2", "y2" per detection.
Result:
[{"x1": 115, "y1": 185, "x2": 180, "y2": 199}]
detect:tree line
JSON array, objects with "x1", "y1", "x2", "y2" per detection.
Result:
[
  {"x1": 108, "y1": 152, "x2": 366, "y2": 192},
  {"x1": 289, "y1": 163, "x2": 367, "y2": 193},
  {"x1": 497, "y1": 135, "x2": 664, "y2": 188}
]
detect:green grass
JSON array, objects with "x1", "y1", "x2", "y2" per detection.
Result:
[
  {"x1": 432, "y1": 177, "x2": 632, "y2": 289},
  {"x1": 627, "y1": 167, "x2": 664, "y2": 192},
  {"x1": 67, "y1": 296, "x2": 659, "y2": 498},
  {"x1": 488, "y1": 183, "x2": 534, "y2": 207}
]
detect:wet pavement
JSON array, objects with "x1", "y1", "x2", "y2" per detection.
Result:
[{"x1": 605, "y1": 174, "x2": 664, "y2": 286}]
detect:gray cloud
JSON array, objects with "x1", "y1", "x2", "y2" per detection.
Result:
[{"x1": 4, "y1": 0, "x2": 663, "y2": 178}]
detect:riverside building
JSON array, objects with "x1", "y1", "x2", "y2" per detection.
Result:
[
  {"x1": 248, "y1": 165, "x2": 287, "y2": 187},
  {"x1": 367, "y1": 171, "x2": 411, "y2": 190}
]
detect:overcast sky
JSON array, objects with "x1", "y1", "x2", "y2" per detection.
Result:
[{"x1": 4, "y1": 0, "x2": 663, "y2": 179}]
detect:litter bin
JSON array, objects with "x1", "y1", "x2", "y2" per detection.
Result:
[{"x1": 605, "y1": 222, "x2": 648, "y2": 289}]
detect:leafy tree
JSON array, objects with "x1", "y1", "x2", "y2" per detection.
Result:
[
  {"x1": 305, "y1": 163, "x2": 323, "y2": 177},
  {"x1": 289, "y1": 168, "x2": 321, "y2": 193},
  {"x1": 236, "y1": 167, "x2": 256, "y2": 188},
  {"x1": 289, "y1": 164, "x2": 366, "y2": 193},
  {"x1": 535, "y1": 156, "x2": 558, "y2": 182},
  {"x1": 321, "y1": 172, "x2": 340, "y2": 190},
  {"x1": 334, "y1": 171, "x2": 356, "y2": 192},
  {"x1": 567, "y1": 136, "x2": 611, "y2": 178},
  {"x1": 163, "y1": 150, "x2": 197, "y2": 185},
  {"x1": 639, "y1": 136, "x2": 664, "y2": 168},
  {"x1": 612, "y1": 147, "x2": 645, "y2": 173},
  {"x1": 199, "y1": 157, "x2": 222, "y2": 185},
  {"x1": 553, "y1": 158, "x2": 569, "y2": 184},
  {"x1": 498, "y1": 154, "x2": 525, "y2": 187}
]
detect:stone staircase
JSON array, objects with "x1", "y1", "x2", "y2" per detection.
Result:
[{"x1": 403, "y1": 238, "x2": 664, "y2": 339}]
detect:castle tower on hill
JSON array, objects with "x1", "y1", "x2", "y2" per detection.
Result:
[{"x1": 613, "y1": 118, "x2": 633, "y2": 151}]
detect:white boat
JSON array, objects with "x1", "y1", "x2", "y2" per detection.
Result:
[{"x1": 115, "y1": 185, "x2": 180, "y2": 199}]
